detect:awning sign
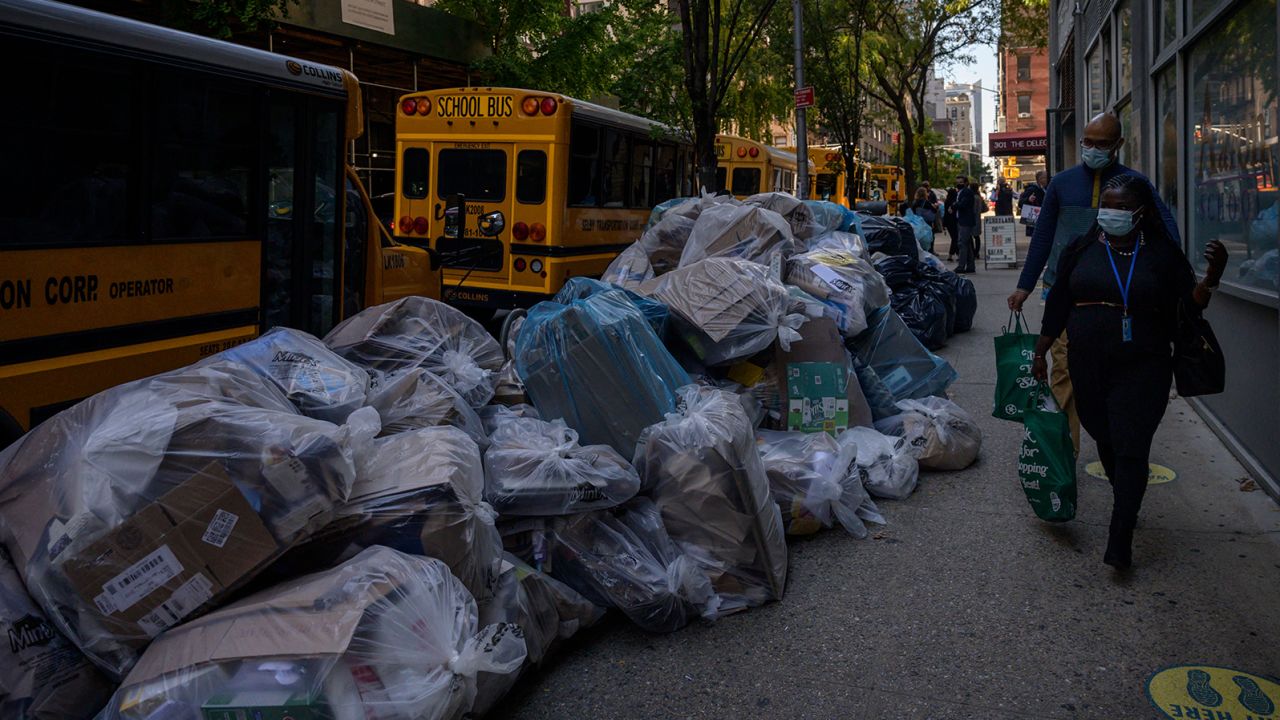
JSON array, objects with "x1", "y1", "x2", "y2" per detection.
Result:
[{"x1": 989, "y1": 133, "x2": 1048, "y2": 156}]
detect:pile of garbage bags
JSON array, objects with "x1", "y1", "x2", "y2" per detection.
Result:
[
  {"x1": 873, "y1": 253, "x2": 977, "y2": 350},
  {"x1": 0, "y1": 194, "x2": 986, "y2": 719}
]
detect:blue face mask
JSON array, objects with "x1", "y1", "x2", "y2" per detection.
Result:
[
  {"x1": 1082, "y1": 145, "x2": 1115, "y2": 169},
  {"x1": 1097, "y1": 208, "x2": 1138, "y2": 236}
]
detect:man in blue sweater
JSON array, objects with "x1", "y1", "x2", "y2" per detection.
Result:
[{"x1": 1006, "y1": 113, "x2": 1180, "y2": 451}]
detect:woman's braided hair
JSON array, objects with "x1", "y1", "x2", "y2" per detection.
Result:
[{"x1": 1101, "y1": 173, "x2": 1173, "y2": 244}]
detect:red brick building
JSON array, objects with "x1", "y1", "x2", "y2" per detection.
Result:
[{"x1": 993, "y1": 46, "x2": 1051, "y2": 190}]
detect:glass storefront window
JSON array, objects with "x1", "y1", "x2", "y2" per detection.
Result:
[
  {"x1": 1187, "y1": 0, "x2": 1278, "y2": 297},
  {"x1": 1087, "y1": 46, "x2": 1104, "y2": 116},
  {"x1": 1156, "y1": 66, "x2": 1179, "y2": 217},
  {"x1": 1102, "y1": 23, "x2": 1113, "y2": 104},
  {"x1": 1119, "y1": 102, "x2": 1140, "y2": 169},
  {"x1": 1191, "y1": 0, "x2": 1225, "y2": 29},
  {"x1": 1156, "y1": 0, "x2": 1177, "y2": 53},
  {"x1": 1118, "y1": 1, "x2": 1132, "y2": 98}
]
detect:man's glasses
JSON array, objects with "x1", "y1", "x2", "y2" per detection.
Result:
[{"x1": 1080, "y1": 138, "x2": 1119, "y2": 150}]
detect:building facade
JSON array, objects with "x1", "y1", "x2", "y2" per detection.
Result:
[
  {"x1": 1048, "y1": 0, "x2": 1280, "y2": 497},
  {"x1": 994, "y1": 47, "x2": 1051, "y2": 189}
]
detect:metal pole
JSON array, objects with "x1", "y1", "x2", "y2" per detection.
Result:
[{"x1": 792, "y1": 0, "x2": 808, "y2": 199}]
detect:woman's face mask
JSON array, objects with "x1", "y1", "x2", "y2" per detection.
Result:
[{"x1": 1097, "y1": 207, "x2": 1140, "y2": 236}]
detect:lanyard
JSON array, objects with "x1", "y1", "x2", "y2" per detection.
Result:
[
  {"x1": 1104, "y1": 233, "x2": 1140, "y2": 316},
  {"x1": 1091, "y1": 172, "x2": 1102, "y2": 208}
]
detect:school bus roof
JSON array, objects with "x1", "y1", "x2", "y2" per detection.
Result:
[
  {"x1": 412, "y1": 87, "x2": 689, "y2": 140},
  {"x1": 0, "y1": 0, "x2": 349, "y2": 98}
]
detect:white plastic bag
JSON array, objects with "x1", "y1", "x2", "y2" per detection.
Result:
[
  {"x1": 365, "y1": 367, "x2": 488, "y2": 448},
  {"x1": 95, "y1": 546, "x2": 526, "y2": 720},
  {"x1": 756, "y1": 430, "x2": 884, "y2": 537},
  {"x1": 324, "y1": 296, "x2": 504, "y2": 408},
  {"x1": 837, "y1": 426, "x2": 920, "y2": 500},
  {"x1": 743, "y1": 192, "x2": 822, "y2": 240},
  {"x1": 483, "y1": 417, "x2": 640, "y2": 516},
  {"x1": 679, "y1": 203, "x2": 796, "y2": 268},
  {"x1": 874, "y1": 397, "x2": 983, "y2": 471}
]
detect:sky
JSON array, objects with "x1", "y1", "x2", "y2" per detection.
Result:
[{"x1": 946, "y1": 42, "x2": 1000, "y2": 167}]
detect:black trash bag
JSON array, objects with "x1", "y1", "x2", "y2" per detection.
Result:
[
  {"x1": 948, "y1": 274, "x2": 977, "y2": 333},
  {"x1": 860, "y1": 215, "x2": 920, "y2": 261},
  {"x1": 889, "y1": 285, "x2": 948, "y2": 350},
  {"x1": 872, "y1": 255, "x2": 918, "y2": 291},
  {"x1": 917, "y1": 268, "x2": 958, "y2": 338}
]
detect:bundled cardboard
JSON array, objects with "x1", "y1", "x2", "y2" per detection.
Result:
[
  {"x1": 634, "y1": 386, "x2": 789, "y2": 611},
  {"x1": 96, "y1": 546, "x2": 525, "y2": 720},
  {"x1": 755, "y1": 430, "x2": 883, "y2": 537}
]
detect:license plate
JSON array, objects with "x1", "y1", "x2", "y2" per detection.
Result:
[{"x1": 435, "y1": 95, "x2": 514, "y2": 119}]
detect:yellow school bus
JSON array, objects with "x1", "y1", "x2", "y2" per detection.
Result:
[
  {"x1": 869, "y1": 164, "x2": 907, "y2": 213},
  {"x1": 0, "y1": 0, "x2": 440, "y2": 445},
  {"x1": 394, "y1": 87, "x2": 693, "y2": 312},
  {"x1": 803, "y1": 146, "x2": 876, "y2": 208},
  {"x1": 715, "y1": 135, "x2": 813, "y2": 198}
]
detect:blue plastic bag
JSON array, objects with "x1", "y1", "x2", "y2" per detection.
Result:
[
  {"x1": 846, "y1": 306, "x2": 957, "y2": 401},
  {"x1": 553, "y1": 277, "x2": 669, "y2": 337},
  {"x1": 903, "y1": 209, "x2": 935, "y2": 253},
  {"x1": 515, "y1": 290, "x2": 689, "y2": 456}
]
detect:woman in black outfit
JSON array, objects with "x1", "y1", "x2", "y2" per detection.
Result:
[{"x1": 1032, "y1": 174, "x2": 1227, "y2": 570}]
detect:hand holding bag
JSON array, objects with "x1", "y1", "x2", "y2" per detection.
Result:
[
  {"x1": 1173, "y1": 298, "x2": 1225, "y2": 397},
  {"x1": 992, "y1": 312, "x2": 1038, "y2": 422}
]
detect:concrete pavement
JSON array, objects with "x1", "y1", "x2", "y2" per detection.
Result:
[{"x1": 491, "y1": 258, "x2": 1280, "y2": 720}]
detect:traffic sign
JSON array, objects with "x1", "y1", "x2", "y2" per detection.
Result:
[{"x1": 794, "y1": 86, "x2": 815, "y2": 108}]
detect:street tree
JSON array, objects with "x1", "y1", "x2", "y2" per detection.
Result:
[
  {"x1": 804, "y1": 0, "x2": 873, "y2": 205},
  {"x1": 159, "y1": 0, "x2": 293, "y2": 38},
  {"x1": 1000, "y1": 0, "x2": 1051, "y2": 50},
  {"x1": 862, "y1": 0, "x2": 998, "y2": 192},
  {"x1": 675, "y1": 0, "x2": 783, "y2": 191}
]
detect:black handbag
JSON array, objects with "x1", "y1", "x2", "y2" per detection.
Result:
[{"x1": 1173, "y1": 298, "x2": 1225, "y2": 396}]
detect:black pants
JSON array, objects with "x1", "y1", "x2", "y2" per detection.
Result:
[
  {"x1": 1068, "y1": 343, "x2": 1173, "y2": 533},
  {"x1": 945, "y1": 223, "x2": 958, "y2": 257}
]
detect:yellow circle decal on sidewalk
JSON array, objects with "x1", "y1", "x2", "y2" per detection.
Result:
[
  {"x1": 1084, "y1": 462, "x2": 1177, "y2": 485},
  {"x1": 1148, "y1": 665, "x2": 1280, "y2": 719}
]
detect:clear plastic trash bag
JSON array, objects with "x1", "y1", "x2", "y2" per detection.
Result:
[
  {"x1": 874, "y1": 397, "x2": 983, "y2": 471},
  {"x1": 483, "y1": 417, "x2": 641, "y2": 516},
  {"x1": 802, "y1": 200, "x2": 852, "y2": 234},
  {"x1": 836, "y1": 426, "x2": 920, "y2": 500},
  {"x1": 785, "y1": 248, "x2": 889, "y2": 337},
  {"x1": 94, "y1": 546, "x2": 525, "y2": 720},
  {"x1": 743, "y1": 192, "x2": 822, "y2": 240},
  {"x1": 640, "y1": 258, "x2": 807, "y2": 366},
  {"x1": 364, "y1": 367, "x2": 488, "y2": 448},
  {"x1": 198, "y1": 327, "x2": 370, "y2": 424},
  {"x1": 805, "y1": 230, "x2": 867, "y2": 256},
  {"x1": 633, "y1": 386, "x2": 789, "y2": 611},
  {"x1": 599, "y1": 242, "x2": 655, "y2": 290},
  {"x1": 755, "y1": 430, "x2": 884, "y2": 538},
  {"x1": 324, "y1": 296, "x2": 504, "y2": 408},
  {"x1": 847, "y1": 307, "x2": 958, "y2": 401},
  {"x1": 0, "y1": 548, "x2": 114, "y2": 720},
  {"x1": 0, "y1": 363, "x2": 379, "y2": 680},
  {"x1": 679, "y1": 203, "x2": 796, "y2": 268},
  {"x1": 514, "y1": 289, "x2": 689, "y2": 457},
  {"x1": 477, "y1": 403, "x2": 541, "y2": 438},
  {"x1": 546, "y1": 498, "x2": 720, "y2": 633}
]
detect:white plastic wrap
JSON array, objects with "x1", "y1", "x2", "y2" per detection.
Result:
[
  {"x1": 679, "y1": 203, "x2": 796, "y2": 268},
  {"x1": 546, "y1": 499, "x2": 719, "y2": 633},
  {"x1": 837, "y1": 426, "x2": 920, "y2": 500},
  {"x1": 199, "y1": 327, "x2": 370, "y2": 424},
  {"x1": 633, "y1": 386, "x2": 789, "y2": 610},
  {"x1": 785, "y1": 247, "x2": 890, "y2": 337},
  {"x1": 477, "y1": 403, "x2": 542, "y2": 438},
  {"x1": 599, "y1": 242, "x2": 655, "y2": 290},
  {"x1": 640, "y1": 258, "x2": 807, "y2": 366},
  {"x1": 0, "y1": 548, "x2": 113, "y2": 719},
  {"x1": 483, "y1": 417, "x2": 640, "y2": 517},
  {"x1": 324, "y1": 296, "x2": 504, "y2": 408},
  {"x1": 364, "y1": 367, "x2": 488, "y2": 448},
  {"x1": 805, "y1": 230, "x2": 867, "y2": 256},
  {"x1": 95, "y1": 546, "x2": 525, "y2": 720},
  {"x1": 743, "y1": 192, "x2": 821, "y2": 240},
  {"x1": 874, "y1": 397, "x2": 983, "y2": 471},
  {"x1": 0, "y1": 363, "x2": 379, "y2": 680},
  {"x1": 755, "y1": 430, "x2": 884, "y2": 538}
]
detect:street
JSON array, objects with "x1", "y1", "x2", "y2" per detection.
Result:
[{"x1": 495, "y1": 259, "x2": 1280, "y2": 720}]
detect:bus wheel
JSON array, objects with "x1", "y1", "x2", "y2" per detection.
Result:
[{"x1": 499, "y1": 308, "x2": 528, "y2": 358}]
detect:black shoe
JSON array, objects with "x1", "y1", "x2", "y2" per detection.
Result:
[{"x1": 1103, "y1": 528, "x2": 1133, "y2": 569}]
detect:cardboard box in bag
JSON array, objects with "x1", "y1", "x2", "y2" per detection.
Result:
[
  {"x1": 775, "y1": 316, "x2": 874, "y2": 434},
  {"x1": 57, "y1": 463, "x2": 278, "y2": 641}
]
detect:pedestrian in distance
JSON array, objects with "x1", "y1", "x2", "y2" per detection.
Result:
[
  {"x1": 1018, "y1": 170, "x2": 1050, "y2": 237},
  {"x1": 911, "y1": 186, "x2": 939, "y2": 227},
  {"x1": 1007, "y1": 112, "x2": 1181, "y2": 453},
  {"x1": 971, "y1": 184, "x2": 989, "y2": 266},
  {"x1": 953, "y1": 176, "x2": 977, "y2": 273},
  {"x1": 995, "y1": 178, "x2": 1015, "y2": 216},
  {"x1": 943, "y1": 179, "x2": 961, "y2": 260},
  {"x1": 1031, "y1": 174, "x2": 1227, "y2": 569}
]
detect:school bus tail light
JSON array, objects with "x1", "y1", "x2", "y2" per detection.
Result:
[
  {"x1": 400, "y1": 99, "x2": 417, "y2": 115},
  {"x1": 736, "y1": 147, "x2": 747, "y2": 158},
  {"x1": 415, "y1": 98, "x2": 431, "y2": 116},
  {"x1": 512, "y1": 221, "x2": 530, "y2": 241},
  {"x1": 530, "y1": 223, "x2": 547, "y2": 242},
  {"x1": 540, "y1": 97, "x2": 558, "y2": 116},
  {"x1": 413, "y1": 216, "x2": 429, "y2": 235},
  {"x1": 398, "y1": 215, "x2": 414, "y2": 234},
  {"x1": 522, "y1": 97, "x2": 540, "y2": 116},
  {"x1": 513, "y1": 258, "x2": 527, "y2": 272},
  {"x1": 748, "y1": 147, "x2": 759, "y2": 158}
]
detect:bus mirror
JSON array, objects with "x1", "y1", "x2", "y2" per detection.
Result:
[
  {"x1": 478, "y1": 210, "x2": 505, "y2": 237},
  {"x1": 444, "y1": 194, "x2": 465, "y2": 239}
]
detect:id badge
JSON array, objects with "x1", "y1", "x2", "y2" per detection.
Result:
[{"x1": 1121, "y1": 316, "x2": 1133, "y2": 342}]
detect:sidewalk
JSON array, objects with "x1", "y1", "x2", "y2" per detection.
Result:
[{"x1": 493, "y1": 259, "x2": 1280, "y2": 720}]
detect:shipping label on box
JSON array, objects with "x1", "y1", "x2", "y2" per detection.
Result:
[{"x1": 785, "y1": 362, "x2": 850, "y2": 435}]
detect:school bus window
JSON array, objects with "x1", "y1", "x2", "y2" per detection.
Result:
[
  {"x1": 716, "y1": 166, "x2": 728, "y2": 193},
  {"x1": 1, "y1": 44, "x2": 135, "y2": 246},
  {"x1": 816, "y1": 173, "x2": 838, "y2": 199},
  {"x1": 516, "y1": 150, "x2": 547, "y2": 204},
  {"x1": 732, "y1": 168, "x2": 760, "y2": 197},
  {"x1": 654, "y1": 144, "x2": 678, "y2": 203},
  {"x1": 308, "y1": 105, "x2": 341, "y2": 335},
  {"x1": 265, "y1": 98, "x2": 297, "y2": 330},
  {"x1": 402, "y1": 148, "x2": 430, "y2": 199},
  {"x1": 568, "y1": 121, "x2": 600, "y2": 206},
  {"x1": 601, "y1": 129, "x2": 628, "y2": 208},
  {"x1": 630, "y1": 142, "x2": 654, "y2": 207},
  {"x1": 437, "y1": 149, "x2": 506, "y2": 202},
  {"x1": 150, "y1": 78, "x2": 254, "y2": 240}
]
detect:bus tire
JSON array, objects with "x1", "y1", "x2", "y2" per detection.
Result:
[{"x1": 0, "y1": 409, "x2": 24, "y2": 452}]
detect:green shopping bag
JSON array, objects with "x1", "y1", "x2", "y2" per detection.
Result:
[
  {"x1": 993, "y1": 312, "x2": 1038, "y2": 422},
  {"x1": 1018, "y1": 388, "x2": 1077, "y2": 522}
]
